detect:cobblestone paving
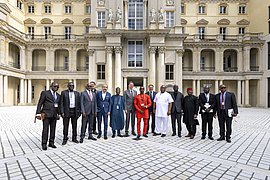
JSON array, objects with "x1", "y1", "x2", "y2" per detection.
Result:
[{"x1": 0, "y1": 106, "x2": 269, "y2": 179}]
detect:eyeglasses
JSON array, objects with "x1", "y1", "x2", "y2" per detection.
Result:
[
  {"x1": 221, "y1": 87, "x2": 226, "y2": 89},
  {"x1": 53, "y1": 86, "x2": 59, "y2": 88}
]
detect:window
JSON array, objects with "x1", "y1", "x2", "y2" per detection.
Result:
[
  {"x1": 181, "y1": 4, "x2": 185, "y2": 14},
  {"x1": 44, "y1": 5, "x2": 51, "y2": 13},
  {"x1": 239, "y1": 27, "x2": 245, "y2": 35},
  {"x1": 97, "y1": 11, "x2": 106, "y2": 27},
  {"x1": 32, "y1": 86, "x2": 34, "y2": 99},
  {"x1": 198, "y1": 5, "x2": 206, "y2": 14},
  {"x1": 65, "y1": 26, "x2": 71, "y2": 39},
  {"x1": 28, "y1": 27, "x2": 34, "y2": 39},
  {"x1": 28, "y1": 5, "x2": 34, "y2": 13},
  {"x1": 200, "y1": 57, "x2": 205, "y2": 71},
  {"x1": 44, "y1": 26, "x2": 51, "y2": 39},
  {"x1": 17, "y1": 0, "x2": 22, "y2": 10},
  {"x1": 85, "y1": 26, "x2": 89, "y2": 34},
  {"x1": 239, "y1": 6, "x2": 246, "y2": 14},
  {"x1": 65, "y1": 5, "x2": 72, "y2": 13},
  {"x1": 198, "y1": 27, "x2": 205, "y2": 39},
  {"x1": 64, "y1": 56, "x2": 69, "y2": 70},
  {"x1": 181, "y1": 27, "x2": 185, "y2": 34},
  {"x1": 127, "y1": 41, "x2": 143, "y2": 67},
  {"x1": 97, "y1": 65, "x2": 105, "y2": 79},
  {"x1": 219, "y1": 5, "x2": 227, "y2": 14},
  {"x1": 166, "y1": 11, "x2": 174, "y2": 27},
  {"x1": 268, "y1": 42, "x2": 270, "y2": 69},
  {"x1": 128, "y1": 0, "x2": 144, "y2": 30},
  {"x1": 85, "y1": 56, "x2": 89, "y2": 70},
  {"x1": 220, "y1": 27, "x2": 226, "y2": 40},
  {"x1": 165, "y1": 65, "x2": 174, "y2": 80},
  {"x1": 86, "y1": 4, "x2": 91, "y2": 14}
]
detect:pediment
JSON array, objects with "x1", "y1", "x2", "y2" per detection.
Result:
[
  {"x1": 181, "y1": 18, "x2": 187, "y2": 25},
  {"x1": 61, "y1": 18, "x2": 74, "y2": 24},
  {"x1": 40, "y1": 18, "x2": 53, "y2": 24},
  {"x1": 82, "y1": 18, "x2": 91, "y2": 25},
  {"x1": 0, "y1": 3, "x2": 12, "y2": 14},
  {"x1": 217, "y1": 18, "x2": 230, "y2": 25},
  {"x1": 196, "y1": 19, "x2": 209, "y2": 25},
  {"x1": 237, "y1": 19, "x2": 250, "y2": 25},
  {"x1": 24, "y1": 18, "x2": 36, "y2": 24}
]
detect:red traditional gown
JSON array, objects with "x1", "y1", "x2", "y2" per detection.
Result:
[{"x1": 134, "y1": 94, "x2": 152, "y2": 118}]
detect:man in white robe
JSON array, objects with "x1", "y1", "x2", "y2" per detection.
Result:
[{"x1": 153, "y1": 85, "x2": 173, "y2": 137}]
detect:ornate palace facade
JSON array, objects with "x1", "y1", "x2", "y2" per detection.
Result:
[{"x1": 0, "y1": 0, "x2": 268, "y2": 107}]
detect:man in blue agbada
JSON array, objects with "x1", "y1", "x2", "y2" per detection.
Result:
[{"x1": 110, "y1": 87, "x2": 125, "y2": 138}]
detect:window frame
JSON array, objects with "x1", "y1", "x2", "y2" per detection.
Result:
[
  {"x1": 97, "y1": 11, "x2": 106, "y2": 28},
  {"x1": 97, "y1": 64, "x2": 106, "y2": 80},
  {"x1": 65, "y1": 26, "x2": 72, "y2": 39},
  {"x1": 198, "y1": 27, "x2": 205, "y2": 40},
  {"x1": 238, "y1": 5, "x2": 246, "y2": 14},
  {"x1": 44, "y1": 5, "x2": 51, "y2": 14},
  {"x1": 128, "y1": 0, "x2": 144, "y2": 30},
  {"x1": 219, "y1": 5, "x2": 228, "y2": 14},
  {"x1": 239, "y1": 27, "x2": 245, "y2": 35},
  {"x1": 181, "y1": 3, "x2": 185, "y2": 15},
  {"x1": 165, "y1": 64, "x2": 174, "y2": 80},
  {"x1": 85, "y1": 4, "x2": 91, "y2": 14},
  {"x1": 127, "y1": 40, "x2": 143, "y2": 68},
  {"x1": 198, "y1": 5, "x2": 206, "y2": 14},
  {"x1": 64, "y1": 4, "x2": 72, "y2": 14},
  {"x1": 27, "y1": 5, "x2": 35, "y2": 13},
  {"x1": 28, "y1": 26, "x2": 34, "y2": 39},
  {"x1": 44, "y1": 26, "x2": 51, "y2": 39},
  {"x1": 165, "y1": 11, "x2": 175, "y2": 28}
]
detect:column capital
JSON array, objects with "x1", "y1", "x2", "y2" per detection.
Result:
[
  {"x1": 176, "y1": 49, "x2": 184, "y2": 57},
  {"x1": 87, "y1": 49, "x2": 95, "y2": 56},
  {"x1": 158, "y1": 46, "x2": 165, "y2": 54},
  {"x1": 114, "y1": 46, "x2": 122, "y2": 54},
  {"x1": 149, "y1": 46, "x2": 157, "y2": 54},
  {"x1": 105, "y1": 46, "x2": 114, "y2": 54}
]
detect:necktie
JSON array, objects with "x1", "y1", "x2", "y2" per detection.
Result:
[
  {"x1": 130, "y1": 90, "x2": 133, "y2": 97},
  {"x1": 53, "y1": 92, "x2": 56, "y2": 101},
  {"x1": 221, "y1": 93, "x2": 225, "y2": 109},
  {"x1": 150, "y1": 92, "x2": 153, "y2": 100},
  {"x1": 89, "y1": 91, "x2": 93, "y2": 101}
]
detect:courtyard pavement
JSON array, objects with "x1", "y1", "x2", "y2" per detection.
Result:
[{"x1": 0, "y1": 106, "x2": 269, "y2": 180}]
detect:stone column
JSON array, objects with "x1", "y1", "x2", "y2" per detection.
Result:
[
  {"x1": 27, "y1": 79, "x2": 32, "y2": 104},
  {"x1": 219, "y1": 80, "x2": 223, "y2": 85},
  {"x1": 20, "y1": 46, "x2": 26, "y2": 70},
  {"x1": 245, "y1": 79, "x2": 250, "y2": 106},
  {"x1": 215, "y1": 48, "x2": 222, "y2": 72},
  {"x1": 73, "y1": 79, "x2": 77, "y2": 90},
  {"x1": 192, "y1": 48, "x2": 197, "y2": 72},
  {"x1": 0, "y1": 36, "x2": 5, "y2": 65},
  {"x1": 157, "y1": 47, "x2": 165, "y2": 88},
  {"x1": 46, "y1": 47, "x2": 54, "y2": 71},
  {"x1": 258, "y1": 47, "x2": 263, "y2": 71},
  {"x1": 123, "y1": 77, "x2": 127, "y2": 93},
  {"x1": 70, "y1": 47, "x2": 77, "y2": 71},
  {"x1": 124, "y1": 0, "x2": 128, "y2": 29},
  {"x1": 115, "y1": 46, "x2": 122, "y2": 91},
  {"x1": 0, "y1": 74, "x2": 3, "y2": 105},
  {"x1": 197, "y1": 49, "x2": 201, "y2": 72},
  {"x1": 237, "y1": 48, "x2": 243, "y2": 72},
  {"x1": 3, "y1": 76, "x2": 8, "y2": 104},
  {"x1": 106, "y1": 46, "x2": 113, "y2": 93},
  {"x1": 143, "y1": 77, "x2": 147, "y2": 89},
  {"x1": 196, "y1": 80, "x2": 201, "y2": 96},
  {"x1": 87, "y1": 49, "x2": 95, "y2": 82},
  {"x1": 5, "y1": 40, "x2": 9, "y2": 65},
  {"x1": 24, "y1": 79, "x2": 27, "y2": 104},
  {"x1": 148, "y1": 46, "x2": 157, "y2": 87},
  {"x1": 244, "y1": 46, "x2": 250, "y2": 72},
  {"x1": 46, "y1": 79, "x2": 50, "y2": 90},
  {"x1": 176, "y1": 49, "x2": 184, "y2": 92},
  {"x1": 26, "y1": 48, "x2": 32, "y2": 71},
  {"x1": 237, "y1": 80, "x2": 241, "y2": 105},
  {"x1": 215, "y1": 80, "x2": 219, "y2": 94},
  {"x1": 241, "y1": 80, "x2": 245, "y2": 105},
  {"x1": 20, "y1": 78, "x2": 25, "y2": 104},
  {"x1": 192, "y1": 80, "x2": 196, "y2": 93}
]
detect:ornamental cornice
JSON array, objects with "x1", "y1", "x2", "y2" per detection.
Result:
[
  {"x1": 40, "y1": 18, "x2": 53, "y2": 24},
  {"x1": 24, "y1": 18, "x2": 36, "y2": 25},
  {"x1": 87, "y1": 49, "x2": 95, "y2": 56},
  {"x1": 237, "y1": 19, "x2": 250, "y2": 26},
  {"x1": 181, "y1": 0, "x2": 248, "y2": 3},
  {"x1": 217, "y1": 19, "x2": 230, "y2": 25},
  {"x1": 114, "y1": 46, "x2": 122, "y2": 54},
  {"x1": 105, "y1": 46, "x2": 114, "y2": 53},
  {"x1": 149, "y1": 46, "x2": 157, "y2": 54},
  {"x1": 158, "y1": 46, "x2": 166, "y2": 54},
  {"x1": 176, "y1": 49, "x2": 185, "y2": 56},
  {"x1": 61, "y1": 18, "x2": 74, "y2": 24}
]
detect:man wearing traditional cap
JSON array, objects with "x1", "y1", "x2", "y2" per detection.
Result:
[
  {"x1": 215, "y1": 84, "x2": 238, "y2": 143},
  {"x1": 183, "y1": 88, "x2": 199, "y2": 139},
  {"x1": 153, "y1": 85, "x2": 174, "y2": 137},
  {"x1": 198, "y1": 85, "x2": 215, "y2": 140}
]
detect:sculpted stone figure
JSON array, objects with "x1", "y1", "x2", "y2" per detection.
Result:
[
  {"x1": 150, "y1": 8, "x2": 156, "y2": 22},
  {"x1": 107, "y1": 8, "x2": 113, "y2": 22},
  {"x1": 116, "y1": 7, "x2": 122, "y2": 23}
]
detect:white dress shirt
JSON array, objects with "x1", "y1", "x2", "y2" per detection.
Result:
[{"x1": 69, "y1": 91, "x2": 75, "y2": 108}]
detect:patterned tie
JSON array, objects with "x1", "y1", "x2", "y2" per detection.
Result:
[
  {"x1": 88, "y1": 91, "x2": 93, "y2": 101},
  {"x1": 221, "y1": 93, "x2": 225, "y2": 109}
]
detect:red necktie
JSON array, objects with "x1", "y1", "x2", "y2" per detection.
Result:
[{"x1": 221, "y1": 93, "x2": 225, "y2": 109}]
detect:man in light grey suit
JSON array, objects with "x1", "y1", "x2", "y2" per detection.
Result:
[
  {"x1": 170, "y1": 85, "x2": 184, "y2": 137},
  {"x1": 80, "y1": 83, "x2": 97, "y2": 143},
  {"x1": 124, "y1": 81, "x2": 137, "y2": 136}
]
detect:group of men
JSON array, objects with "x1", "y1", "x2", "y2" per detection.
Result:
[{"x1": 35, "y1": 81, "x2": 238, "y2": 151}]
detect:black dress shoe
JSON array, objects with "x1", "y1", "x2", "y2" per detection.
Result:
[
  {"x1": 153, "y1": 132, "x2": 161, "y2": 136},
  {"x1": 117, "y1": 134, "x2": 123, "y2": 137},
  {"x1": 201, "y1": 136, "x2": 206, "y2": 140},
  {"x1": 42, "y1": 145, "x2": 47, "y2": 150},
  {"x1": 209, "y1": 137, "x2": 214, "y2": 140},
  {"x1": 217, "y1": 137, "x2": 225, "y2": 141},
  {"x1": 79, "y1": 139, "x2": 83, "y2": 143},
  {"x1": 104, "y1": 136, "x2": 108, "y2": 140},
  {"x1": 178, "y1": 135, "x2": 182, "y2": 138},
  {"x1": 161, "y1": 134, "x2": 166, "y2": 137},
  {"x1": 226, "y1": 139, "x2": 231, "y2": 143},
  {"x1": 185, "y1": 134, "x2": 191, "y2": 137},
  {"x1": 72, "y1": 139, "x2": 79, "y2": 143},
  {"x1": 112, "y1": 134, "x2": 116, "y2": 138},
  {"x1": 97, "y1": 134, "x2": 101, "y2": 139},
  {"x1": 172, "y1": 133, "x2": 176, "y2": 136},
  {"x1": 135, "y1": 135, "x2": 141, "y2": 140},
  {"x1": 143, "y1": 134, "x2": 148, "y2": 138},
  {"x1": 190, "y1": 135, "x2": 194, "y2": 139},
  {"x1": 62, "y1": 140, "x2": 67, "y2": 145},
  {"x1": 93, "y1": 131, "x2": 98, "y2": 135},
  {"x1": 88, "y1": 136, "x2": 97, "y2": 141},
  {"x1": 124, "y1": 133, "x2": 130, "y2": 137},
  {"x1": 132, "y1": 131, "x2": 136, "y2": 136},
  {"x1": 48, "y1": 144, "x2": 57, "y2": 148}
]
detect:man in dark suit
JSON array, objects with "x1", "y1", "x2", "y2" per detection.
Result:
[
  {"x1": 90, "y1": 81, "x2": 98, "y2": 135},
  {"x1": 60, "y1": 82, "x2": 81, "y2": 145},
  {"x1": 80, "y1": 83, "x2": 97, "y2": 143},
  {"x1": 123, "y1": 81, "x2": 137, "y2": 136},
  {"x1": 198, "y1": 85, "x2": 215, "y2": 140},
  {"x1": 96, "y1": 84, "x2": 111, "y2": 140},
  {"x1": 145, "y1": 84, "x2": 157, "y2": 134},
  {"x1": 215, "y1": 84, "x2": 238, "y2": 143},
  {"x1": 170, "y1": 85, "x2": 184, "y2": 137},
  {"x1": 36, "y1": 82, "x2": 60, "y2": 150}
]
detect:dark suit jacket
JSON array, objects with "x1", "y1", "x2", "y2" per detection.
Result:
[
  {"x1": 96, "y1": 91, "x2": 111, "y2": 113},
  {"x1": 170, "y1": 92, "x2": 184, "y2": 114},
  {"x1": 123, "y1": 89, "x2": 137, "y2": 111},
  {"x1": 146, "y1": 91, "x2": 157, "y2": 113},
  {"x1": 36, "y1": 90, "x2": 60, "y2": 118},
  {"x1": 60, "y1": 90, "x2": 81, "y2": 118},
  {"x1": 215, "y1": 91, "x2": 238, "y2": 117},
  {"x1": 198, "y1": 93, "x2": 215, "y2": 114},
  {"x1": 81, "y1": 90, "x2": 97, "y2": 115}
]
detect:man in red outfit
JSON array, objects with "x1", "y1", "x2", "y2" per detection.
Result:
[{"x1": 134, "y1": 86, "x2": 152, "y2": 140}]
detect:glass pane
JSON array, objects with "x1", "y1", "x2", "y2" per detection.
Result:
[
  {"x1": 136, "y1": 19, "x2": 143, "y2": 30},
  {"x1": 166, "y1": 73, "x2": 169, "y2": 80},
  {"x1": 128, "y1": 4, "x2": 135, "y2": 17},
  {"x1": 128, "y1": 19, "x2": 135, "y2": 29},
  {"x1": 136, "y1": 60, "x2": 142, "y2": 67},
  {"x1": 170, "y1": 73, "x2": 173, "y2": 80},
  {"x1": 102, "y1": 65, "x2": 105, "y2": 71},
  {"x1": 136, "y1": 4, "x2": 143, "y2": 17},
  {"x1": 97, "y1": 65, "x2": 101, "y2": 71},
  {"x1": 136, "y1": 44, "x2": 143, "y2": 53},
  {"x1": 128, "y1": 41, "x2": 135, "y2": 53},
  {"x1": 128, "y1": 61, "x2": 135, "y2": 67},
  {"x1": 136, "y1": 54, "x2": 142, "y2": 61},
  {"x1": 128, "y1": 54, "x2": 135, "y2": 61}
]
